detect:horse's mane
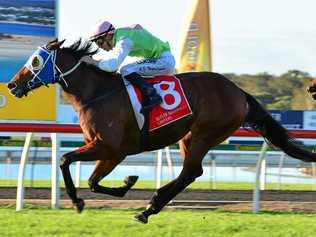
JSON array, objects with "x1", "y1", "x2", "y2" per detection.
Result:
[
  {"x1": 47, "y1": 38, "x2": 121, "y2": 79},
  {"x1": 62, "y1": 38, "x2": 98, "y2": 60}
]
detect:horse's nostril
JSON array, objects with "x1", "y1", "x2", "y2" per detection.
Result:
[{"x1": 7, "y1": 82, "x2": 16, "y2": 90}]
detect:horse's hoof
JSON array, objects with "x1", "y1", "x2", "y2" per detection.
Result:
[
  {"x1": 74, "y1": 198, "x2": 85, "y2": 213},
  {"x1": 134, "y1": 213, "x2": 148, "y2": 224},
  {"x1": 124, "y1": 176, "x2": 139, "y2": 186}
]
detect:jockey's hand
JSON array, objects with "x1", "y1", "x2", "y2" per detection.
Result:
[{"x1": 80, "y1": 56, "x2": 99, "y2": 67}]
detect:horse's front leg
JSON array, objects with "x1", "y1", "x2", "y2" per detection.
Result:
[
  {"x1": 60, "y1": 138, "x2": 105, "y2": 213},
  {"x1": 88, "y1": 159, "x2": 139, "y2": 197}
]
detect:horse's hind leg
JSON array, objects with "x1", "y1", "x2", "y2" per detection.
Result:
[
  {"x1": 135, "y1": 138, "x2": 209, "y2": 224},
  {"x1": 60, "y1": 138, "x2": 106, "y2": 213},
  {"x1": 141, "y1": 133, "x2": 192, "y2": 204},
  {"x1": 88, "y1": 159, "x2": 138, "y2": 197}
]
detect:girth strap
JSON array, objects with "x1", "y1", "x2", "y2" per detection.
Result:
[{"x1": 139, "y1": 106, "x2": 150, "y2": 151}]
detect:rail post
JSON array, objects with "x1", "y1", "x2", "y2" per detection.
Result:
[
  {"x1": 50, "y1": 132, "x2": 60, "y2": 209},
  {"x1": 252, "y1": 141, "x2": 268, "y2": 213},
  {"x1": 156, "y1": 147, "x2": 174, "y2": 188},
  {"x1": 16, "y1": 132, "x2": 33, "y2": 211}
]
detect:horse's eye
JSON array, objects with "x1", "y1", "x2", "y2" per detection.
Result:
[{"x1": 31, "y1": 56, "x2": 43, "y2": 70}]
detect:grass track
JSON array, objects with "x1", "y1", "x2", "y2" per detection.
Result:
[{"x1": 1, "y1": 206, "x2": 316, "y2": 237}]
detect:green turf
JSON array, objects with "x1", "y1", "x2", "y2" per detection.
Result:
[
  {"x1": 1, "y1": 179, "x2": 316, "y2": 191},
  {"x1": 1, "y1": 206, "x2": 316, "y2": 237}
]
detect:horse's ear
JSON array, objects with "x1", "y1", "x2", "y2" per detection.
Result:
[
  {"x1": 46, "y1": 39, "x2": 65, "y2": 50},
  {"x1": 56, "y1": 39, "x2": 66, "y2": 48}
]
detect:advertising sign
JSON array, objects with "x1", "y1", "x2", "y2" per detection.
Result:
[
  {"x1": 269, "y1": 110, "x2": 303, "y2": 129},
  {"x1": 0, "y1": 0, "x2": 57, "y2": 121},
  {"x1": 178, "y1": 0, "x2": 212, "y2": 72},
  {"x1": 303, "y1": 111, "x2": 316, "y2": 130},
  {"x1": 0, "y1": 84, "x2": 56, "y2": 120}
]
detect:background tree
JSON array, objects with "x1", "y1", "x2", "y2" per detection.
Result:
[{"x1": 224, "y1": 70, "x2": 316, "y2": 110}]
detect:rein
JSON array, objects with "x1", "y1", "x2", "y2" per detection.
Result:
[
  {"x1": 54, "y1": 59, "x2": 82, "y2": 88},
  {"x1": 53, "y1": 48, "x2": 84, "y2": 87},
  {"x1": 81, "y1": 81, "x2": 131, "y2": 109}
]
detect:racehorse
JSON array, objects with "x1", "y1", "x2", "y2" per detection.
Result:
[{"x1": 8, "y1": 39, "x2": 316, "y2": 224}]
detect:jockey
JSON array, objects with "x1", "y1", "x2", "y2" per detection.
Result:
[{"x1": 82, "y1": 20, "x2": 176, "y2": 111}]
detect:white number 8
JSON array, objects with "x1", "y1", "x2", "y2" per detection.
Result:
[{"x1": 154, "y1": 81, "x2": 181, "y2": 110}]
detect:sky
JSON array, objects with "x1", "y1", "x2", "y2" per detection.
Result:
[{"x1": 58, "y1": 0, "x2": 316, "y2": 76}]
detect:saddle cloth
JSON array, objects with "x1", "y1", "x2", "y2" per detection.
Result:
[{"x1": 124, "y1": 75, "x2": 192, "y2": 131}]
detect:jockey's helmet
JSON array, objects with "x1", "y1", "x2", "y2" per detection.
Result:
[{"x1": 89, "y1": 20, "x2": 115, "y2": 41}]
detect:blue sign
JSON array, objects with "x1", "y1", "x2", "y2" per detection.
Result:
[{"x1": 269, "y1": 110, "x2": 303, "y2": 129}]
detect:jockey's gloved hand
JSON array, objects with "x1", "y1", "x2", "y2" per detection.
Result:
[{"x1": 80, "y1": 56, "x2": 99, "y2": 67}]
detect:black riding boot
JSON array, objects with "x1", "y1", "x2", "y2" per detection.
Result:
[{"x1": 125, "y1": 72, "x2": 162, "y2": 111}]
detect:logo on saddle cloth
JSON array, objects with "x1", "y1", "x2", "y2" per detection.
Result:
[{"x1": 126, "y1": 75, "x2": 192, "y2": 131}]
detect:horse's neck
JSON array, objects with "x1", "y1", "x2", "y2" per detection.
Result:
[{"x1": 60, "y1": 67, "x2": 122, "y2": 109}]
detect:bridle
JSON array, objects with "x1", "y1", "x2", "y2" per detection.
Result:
[
  {"x1": 22, "y1": 45, "x2": 127, "y2": 109},
  {"x1": 25, "y1": 46, "x2": 81, "y2": 89}
]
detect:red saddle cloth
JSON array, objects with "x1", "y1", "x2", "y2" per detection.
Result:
[{"x1": 134, "y1": 75, "x2": 192, "y2": 131}]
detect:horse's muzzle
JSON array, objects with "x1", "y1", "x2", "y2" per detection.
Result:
[
  {"x1": 7, "y1": 82, "x2": 16, "y2": 90},
  {"x1": 7, "y1": 82, "x2": 26, "y2": 98}
]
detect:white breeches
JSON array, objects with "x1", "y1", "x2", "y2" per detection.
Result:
[{"x1": 120, "y1": 51, "x2": 176, "y2": 77}]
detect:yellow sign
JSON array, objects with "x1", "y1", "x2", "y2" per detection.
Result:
[
  {"x1": 178, "y1": 0, "x2": 212, "y2": 72},
  {"x1": 0, "y1": 83, "x2": 56, "y2": 121}
]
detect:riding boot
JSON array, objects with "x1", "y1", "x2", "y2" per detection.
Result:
[{"x1": 125, "y1": 72, "x2": 162, "y2": 111}]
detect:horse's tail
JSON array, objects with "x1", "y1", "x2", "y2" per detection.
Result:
[{"x1": 243, "y1": 91, "x2": 316, "y2": 162}]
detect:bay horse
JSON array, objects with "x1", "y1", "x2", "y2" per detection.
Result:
[{"x1": 8, "y1": 39, "x2": 316, "y2": 224}]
